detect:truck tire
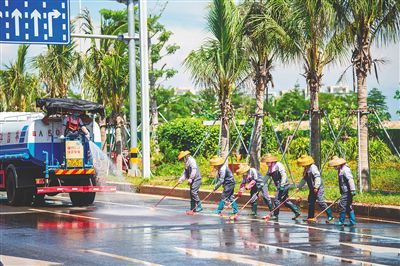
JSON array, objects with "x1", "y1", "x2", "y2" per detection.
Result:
[
  {"x1": 69, "y1": 176, "x2": 96, "y2": 206},
  {"x1": 6, "y1": 168, "x2": 33, "y2": 206},
  {"x1": 33, "y1": 194, "x2": 46, "y2": 206},
  {"x1": 69, "y1": 192, "x2": 96, "y2": 206}
]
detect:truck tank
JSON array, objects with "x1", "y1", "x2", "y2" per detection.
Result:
[
  {"x1": 0, "y1": 112, "x2": 101, "y2": 165},
  {"x1": 0, "y1": 106, "x2": 115, "y2": 206}
]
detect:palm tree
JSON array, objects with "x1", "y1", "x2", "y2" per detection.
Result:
[
  {"x1": 0, "y1": 45, "x2": 41, "y2": 111},
  {"x1": 264, "y1": 0, "x2": 347, "y2": 167},
  {"x1": 80, "y1": 9, "x2": 114, "y2": 153},
  {"x1": 185, "y1": 0, "x2": 248, "y2": 159},
  {"x1": 34, "y1": 28, "x2": 83, "y2": 98},
  {"x1": 242, "y1": 0, "x2": 277, "y2": 169},
  {"x1": 80, "y1": 9, "x2": 129, "y2": 171},
  {"x1": 333, "y1": 0, "x2": 400, "y2": 191}
]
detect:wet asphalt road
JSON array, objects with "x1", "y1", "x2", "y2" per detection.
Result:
[{"x1": 1, "y1": 191, "x2": 399, "y2": 266}]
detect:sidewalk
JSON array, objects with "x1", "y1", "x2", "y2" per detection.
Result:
[{"x1": 107, "y1": 182, "x2": 400, "y2": 220}]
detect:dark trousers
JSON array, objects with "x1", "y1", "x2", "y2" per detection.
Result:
[
  {"x1": 274, "y1": 186, "x2": 298, "y2": 216},
  {"x1": 339, "y1": 192, "x2": 353, "y2": 214},
  {"x1": 190, "y1": 179, "x2": 201, "y2": 207},
  {"x1": 250, "y1": 185, "x2": 271, "y2": 205},
  {"x1": 221, "y1": 183, "x2": 235, "y2": 202},
  {"x1": 307, "y1": 186, "x2": 328, "y2": 218}
]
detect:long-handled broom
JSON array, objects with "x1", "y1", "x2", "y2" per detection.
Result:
[
  {"x1": 306, "y1": 196, "x2": 341, "y2": 224},
  {"x1": 218, "y1": 196, "x2": 240, "y2": 216},
  {"x1": 228, "y1": 192, "x2": 260, "y2": 220},
  {"x1": 186, "y1": 189, "x2": 216, "y2": 215},
  {"x1": 152, "y1": 182, "x2": 180, "y2": 208},
  {"x1": 264, "y1": 190, "x2": 300, "y2": 221}
]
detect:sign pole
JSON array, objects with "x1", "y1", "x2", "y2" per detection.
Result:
[
  {"x1": 127, "y1": 0, "x2": 140, "y2": 176},
  {"x1": 139, "y1": 0, "x2": 151, "y2": 178}
]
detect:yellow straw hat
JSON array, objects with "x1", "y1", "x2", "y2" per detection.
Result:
[
  {"x1": 177, "y1": 150, "x2": 190, "y2": 161},
  {"x1": 296, "y1": 155, "x2": 314, "y2": 167},
  {"x1": 328, "y1": 156, "x2": 346, "y2": 167},
  {"x1": 210, "y1": 156, "x2": 224, "y2": 166},
  {"x1": 261, "y1": 153, "x2": 278, "y2": 164},
  {"x1": 236, "y1": 164, "x2": 250, "y2": 175}
]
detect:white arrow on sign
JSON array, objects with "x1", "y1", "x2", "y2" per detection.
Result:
[
  {"x1": 11, "y1": 9, "x2": 22, "y2": 36},
  {"x1": 48, "y1": 9, "x2": 61, "y2": 37},
  {"x1": 30, "y1": 9, "x2": 41, "y2": 37}
]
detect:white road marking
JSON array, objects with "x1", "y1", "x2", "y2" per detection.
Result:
[
  {"x1": 175, "y1": 247, "x2": 280, "y2": 266},
  {"x1": 29, "y1": 208, "x2": 99, "y2": 220},
  {"x1": 340, "y1": 242, "x2": 400, "y2": 254},
  {"x1": 357, "y1": 217, "x2": 400, "y2": 225},
  {"x1": 272, "y1": 220, "x2": 400, "y2": 242},
  {"x1": 81, "y1": 249, "x2": 163, "y2": 266},
  {"x1": 0, "y1": 255, "x2": 61, "y2": 265},
  {"x1": 0, "y1": 211, "x2": 35, "y2": 215},
  {"x1": 246, "y1": 241, "x2": 389, "y2": 266}
]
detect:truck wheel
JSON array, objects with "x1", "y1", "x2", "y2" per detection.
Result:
[
  {"x1": 69, "y1": 192, "x2": 96, "y2": 206},
  {"x1": 33, "y1": 194, "x2": 46, "y2": 206},
  {"x1": 6, "y1": 168, "x2": 34, "y2": 206},
  {"x1": 69, "y1": 176, "x2": 96, "y2": 206},
  {"x1": 22, "y1": 188, "x2": 34, "y2": 206},
  {"x1": 6, "y1": 170, "x2": 22, "y2": 206}
]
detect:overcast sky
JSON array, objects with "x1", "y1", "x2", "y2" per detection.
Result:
[{"x1": 1, "y1": 0, "x2": 399, "y2": 119}]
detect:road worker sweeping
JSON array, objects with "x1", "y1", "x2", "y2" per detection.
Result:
[
  {"x1": 328, "y1": 156, "x2": 356, "y2": 226},
  {"x1": 236, "y1": 164, "x2": 273, "y2": 216},
  {"x1": 296, "y1": 155, "x2": 334, "y2": 223},
  {"x1": 210, "y1": 156, "x2": 238, "y2": 215},
  {"x1": 262, "y1": 154, "x2": 301, "y2": 220},
  {"x1": 178, "y1": 151, "x2": 203, "y2": 212}
]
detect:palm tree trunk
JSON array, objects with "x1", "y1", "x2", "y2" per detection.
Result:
[
  {"x1": 150, "y1": 96, "x2": 160, "y2": 154},
  {"x1": 115, "y1": 115, "x2": 124, "y2": 172},
  {"x1": 99, "y1": 116, "x2": 107, "y2": 153},
  {"x1": 309, "y1": 81, "x2": 321, "y2": 167},
  {"x1": 220, "y1": 89, "x2": 231, "y2": 160},
  {"x1": 249, "y1": 67, "x2": 266, "y2": 170},
  {"x1": 356, "y1": 69, "x2": 370, "y2": 191}
]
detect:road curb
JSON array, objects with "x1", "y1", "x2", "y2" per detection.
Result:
[
  {"x1": 109, "y1": 182, "x2": 400, "y2": 220},
  {"x1": 107, "y1": 181, "x2": 137, "y2": 193}
]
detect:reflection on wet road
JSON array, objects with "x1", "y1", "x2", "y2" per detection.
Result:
[{"x1": 1, "y1": 192, "x2": 399, "y2": 265}]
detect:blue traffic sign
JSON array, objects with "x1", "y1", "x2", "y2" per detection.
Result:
[{"x1": 0, "y1": 0, "x2": 70, "y2": 45}]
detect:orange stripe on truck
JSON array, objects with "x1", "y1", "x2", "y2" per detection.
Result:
[{"x1": 54, "y1": 169, "x2": 95, "y2": 175}]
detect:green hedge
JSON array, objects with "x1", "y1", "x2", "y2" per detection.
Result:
[{"x1": 157, "y1": 118, "x2": 397, "y2": 163}]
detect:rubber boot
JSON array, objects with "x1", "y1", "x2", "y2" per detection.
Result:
[
  {"x1": 348, "y1": 211, "x2": 356, "y2": 226},
  {"x1": 290, "y1": 205, "x2": 301, "y2": 220},
  {"x1": 190, "y1": 200, "x2": 196, "y2": 211},
  {"x1": 230, "y1": 201, "x2": 239, "y2": 214},
  {"x1": 214, "y1": 200, "x2": 225, "y2": 214},
  {"x1": 268, "y1": 201, "x2": 274, "y2": 212},
  {"x1": 251, "y1": 202, "x2": 258, "y2": 216},
  {"x1": 325, "y1": 208, "x2": 335, "y2": 224},
  {"x1": 268, "y1": 201, "x2": 278, "y2": 220},
  {"x1": 335, "y1": 212, "x2": 346, "y2": 226},
  {"x1": 195, "y1": 202, "x2": 203, "y2": 212}
]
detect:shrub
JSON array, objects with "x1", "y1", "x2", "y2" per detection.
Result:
[{"x1": 157, "y1": 118, "x2": 220, "y2": 162}]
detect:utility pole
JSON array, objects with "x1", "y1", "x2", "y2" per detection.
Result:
[
  {"x1": 139, "y1": 0, "x2": 151, "y2": 178},
  {"x1": 127, "y1": 0, "x2": 140, "y2": 176}
]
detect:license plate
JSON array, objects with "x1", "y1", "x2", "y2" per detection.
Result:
[{"x1": 67, "y1": 159, "x2": 83, "y2": 168}]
